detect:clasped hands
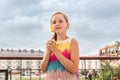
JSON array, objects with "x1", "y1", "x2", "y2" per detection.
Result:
[{"x1": 46, "y1": 39, "x2": 57, "y2": 54}]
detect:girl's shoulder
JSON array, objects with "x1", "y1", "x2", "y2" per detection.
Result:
[
  {"x1": 69, "y1": 37, "x2": 78, "y2": 42},
  {"x1": 70, "y1": 38, "x2": 79, "y2": 46}
]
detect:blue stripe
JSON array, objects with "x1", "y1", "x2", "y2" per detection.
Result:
[{"x1": 47, "y1": 61, "x2": 65, "y2": 72}]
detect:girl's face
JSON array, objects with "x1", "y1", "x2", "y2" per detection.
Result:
[{"x1": 51, "y1": 14, "x2": 69, "y2": 34}]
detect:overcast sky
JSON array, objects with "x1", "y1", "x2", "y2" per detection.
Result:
[{"x1": 0, "y1": 0, "x2": 120, "y2": 56}]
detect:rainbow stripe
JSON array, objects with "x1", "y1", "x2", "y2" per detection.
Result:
[{"x1": 47, "y1": 49, "x2": 70, "y2": 72}]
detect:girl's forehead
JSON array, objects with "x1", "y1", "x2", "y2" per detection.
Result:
[{"x1": 52, "y1": 14, "x2": 65, "y2": 20}]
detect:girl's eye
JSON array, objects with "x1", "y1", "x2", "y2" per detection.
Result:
[
  {"x1": 59, "y1": 20, "x2": 63, "y2": 23},
  {"x1": 52, "y1": 21, "x2": 56, "y2": 24},
  {"x1": 52, "y1": 20, "x2": 63, "y2": 24}
]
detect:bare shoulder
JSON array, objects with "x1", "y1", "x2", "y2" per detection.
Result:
[
  {"x1": 71, "y1": 38, "x2": 78, "y2": 44},
  {"x1": 70, "y1": 38, "x2": 79, "y2": 48}
]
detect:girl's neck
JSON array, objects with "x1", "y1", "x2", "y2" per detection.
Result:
[{"x1": 57, "y1": 33, "x2": 69, "y2": 41}]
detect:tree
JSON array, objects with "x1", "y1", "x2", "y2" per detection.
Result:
[
  {"x1": 113, "y1": 65, "x2": 120, "y2": 79},
  {"x1": 99, "y1": 61, "x2": 113, "y2": 80}
]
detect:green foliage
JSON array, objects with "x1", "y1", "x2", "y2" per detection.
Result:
[
  {"x1": 113, "y1": 65, "x2": 120, "y2": 79},
  {"x1": 99, "y1": 61, "x2": 120, "y2": 80},
  {"x1": 99, "y1": 61, "x2": 112, "y2": 80},
  {"x1": 80, "y1": 69, "x2": 89, "y2": 75}
]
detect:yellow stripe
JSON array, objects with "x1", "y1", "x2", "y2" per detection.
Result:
[{"x1": 55, "y1": 41, "x2": 71, "y2": 53}]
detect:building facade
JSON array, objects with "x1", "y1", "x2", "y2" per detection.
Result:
[
  {"x1": 0, "y1": 49, "x2": 43, "y2": 70},
  {"x1": 99, "y1": 41, "x2": 120, "y2": 66}
]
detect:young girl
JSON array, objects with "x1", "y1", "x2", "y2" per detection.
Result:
[{"x1": 40, "y1": 12, "x2": 80, "y2": 80}]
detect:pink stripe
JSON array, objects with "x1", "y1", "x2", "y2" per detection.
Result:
[
  {"x1": 62, "y1": 49, "x2": 70, "y2": 59},
  {"x1": 49, "y1": 49, "x2": 70, "y2": 63},
  {"x1": 49, "y1": 53, "x2": 57, "y2": 62},
  {"x1": 46, "y1": 69, "x2": 78, "y2": 80}
]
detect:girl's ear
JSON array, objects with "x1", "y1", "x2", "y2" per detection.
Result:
[
  {"x1": 50, "y1": 24, "x2": 54, "y2": 32},
  {"x1": 67, "y1": 23, "x2": 70, "y2": 29}
]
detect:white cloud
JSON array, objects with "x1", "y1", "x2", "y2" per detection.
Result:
[
  {"x1": 0, "y1": 0, "x2": 120, "y2": 56},
  {"x1": 81, "y1": 0, "x2": 120, "y2": 19}
]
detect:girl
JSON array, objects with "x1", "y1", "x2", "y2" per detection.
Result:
[{"x1": 40, "y1": 12, "x2": 80, "y2": 80}]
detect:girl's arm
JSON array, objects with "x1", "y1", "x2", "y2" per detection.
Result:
[
  {"x1": 51, "y1": 38, "x2": 80, "y2": 74},
  {"x1": 40, "y1": 39, "x2": 56, "y2": 73},
  {"x1": 40, "y1": 49, "x2": 50, "y2": 73}
]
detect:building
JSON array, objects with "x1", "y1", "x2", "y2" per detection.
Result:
[
  {"x1": 99, "y1": 41, "x2": 120, "y2": 66},
  {"x1": 0, "y1": 48, "x2": 44, "y2": 70},
  {"x1": 79, "y1": 54, "x2": 100, "y2": 70}
]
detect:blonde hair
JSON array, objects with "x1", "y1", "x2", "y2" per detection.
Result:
[{"x1": 50, "y1": 12, "x2": 69, "y2": 40}]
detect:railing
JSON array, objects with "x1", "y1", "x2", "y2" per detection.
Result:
[
  {"x1": 0, "y1": 56, "x2": 120, "y2": 80},
  {"x1": 80, "y1": 56, "x2": 120, "y2": 80},
  {"x1": 0, "y1": 69, "x2": 8, "y2": 80}
]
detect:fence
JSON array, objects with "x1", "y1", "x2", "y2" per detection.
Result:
[{"x1": 0, "y1": 56, "x2": 120, "y2": 80}]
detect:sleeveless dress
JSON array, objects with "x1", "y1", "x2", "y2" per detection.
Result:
[{"x1": 45, "y1": 38, "x2": 79, "y2": 80}]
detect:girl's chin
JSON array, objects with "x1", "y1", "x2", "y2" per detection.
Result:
[
  {"x1": 55, "y1": 31, "x2": 62, "y2": 34},
  {"x1": 55, "y1": 30, "x2": 61, "y2": 32}
]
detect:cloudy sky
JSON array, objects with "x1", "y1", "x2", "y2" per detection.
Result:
[{"x1": 0, "y1": 0, "x2": 120, "y2": 56}]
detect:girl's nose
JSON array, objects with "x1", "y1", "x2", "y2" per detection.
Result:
[
  {"x1": 55, "y1": 22, "x2": 59, "y2": 26},
  {"x1": 56, "y1": 21, "x2": 59, "y2": 24}
]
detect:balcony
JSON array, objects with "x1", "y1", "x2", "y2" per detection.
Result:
[{"x1": 0, "y1": 56, "x2": 120, "y2": 80}]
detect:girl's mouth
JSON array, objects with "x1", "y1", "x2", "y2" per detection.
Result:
[{"x1": 56, "y1": 27, "x2": 61, "y2": 30}]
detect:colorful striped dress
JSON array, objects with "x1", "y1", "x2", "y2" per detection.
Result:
[{"x1": 45, "y1": 38, "x2": 79, "y2": 80}]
